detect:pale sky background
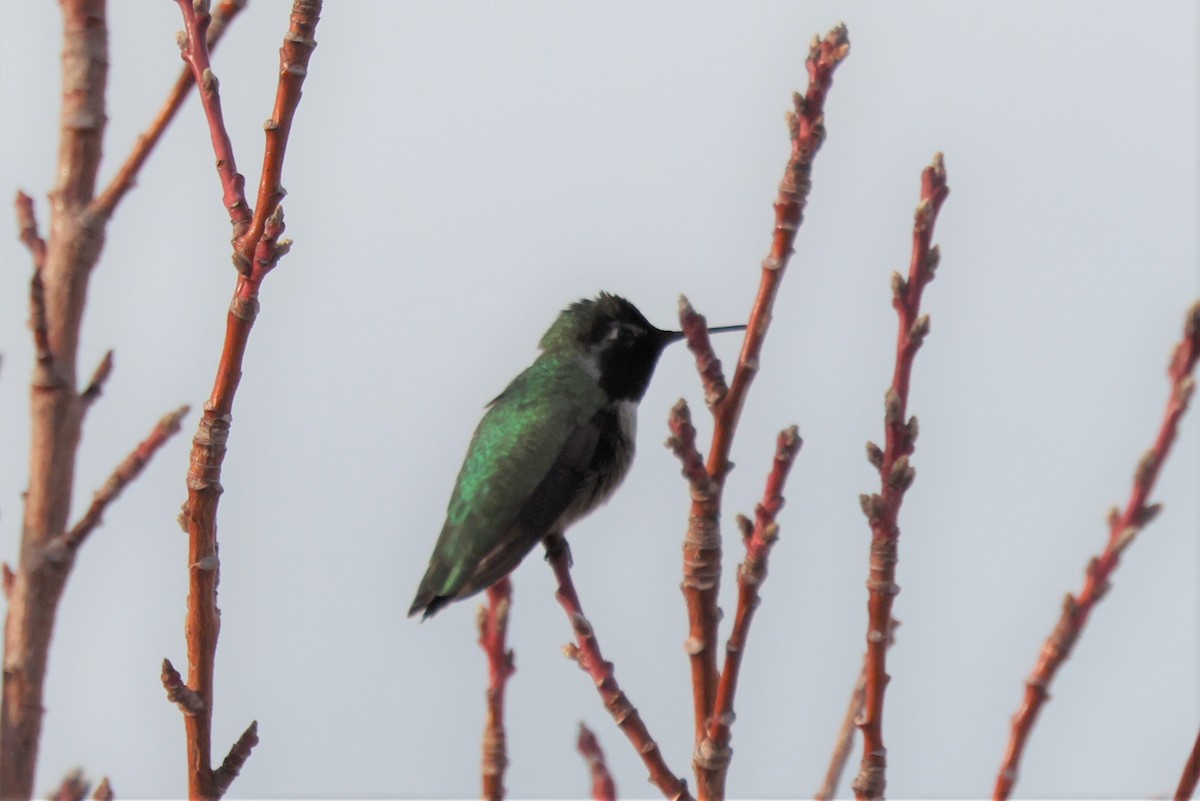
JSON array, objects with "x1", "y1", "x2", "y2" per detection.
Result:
[{"x1": 0, "y1": 3, "x2": 1196, "y2": 800}]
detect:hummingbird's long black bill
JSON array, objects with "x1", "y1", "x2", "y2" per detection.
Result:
[{"x1": 659, "y1": 323, "x2": 747, "y2": 344}]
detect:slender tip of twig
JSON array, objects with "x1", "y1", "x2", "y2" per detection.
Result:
[
  {"x1": 930, "y1": 151, "x2": 946, "y2": 177},
  {"x1": 1, "y1": 562, "x2": 13, "y2": 600},
  {"x1": 162, "y1": 404, "x2": 192, "y2": 434},
  {"x1": 90, "y1": 777, "x2": 113, "y2": 801},
  {"x1": 81, "y1": 350, "x2": 115, "y2": 404},
  {"x1": 212, "y1": 719, "x2": 260, "y2": 796},
  {"x1": 161, "y1": 657, "x2": 205, "y2": 716}
]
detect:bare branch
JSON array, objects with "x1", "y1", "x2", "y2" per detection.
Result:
[
  {"x1": 679, "y1": 296, "x2": 732, "y2": 409},
  {"x1": 161, "y1": 658, "x2": 204, "y2": 717},
  {"x1": 14, "y1": 191, "x2": 47, "y2": 271},
  {"x1": 478, "y1": 578, "x2": 515, "y2": 801},
  {"x1": 92, "y1": 0, "x2": 247, "y2": 219},
  {"x1": 1174, "y1": 728, "x2": 1200, "y2": 801},
  {"x1": 852, "y1": 152, "x2": 948, "y2": 801},
  {"x1": 79, "y1": 349, "x2": 115, "y2": 409},
  {"x1": 15, "y1": 191, "x2": 54, "y2": 383},
  {"x1": 817, "y1": 659, "x2": 866, "y2": 801},
  {"x1": 0, "y1": 3, "x2": 110, "y2": 793},
  {"x1": 212, "y1": 720, "x2": 259, "y2": 797},
  {"x1": 697, "y1": 427, "x2": 801, "y2": 793},
  {"x1": 666, "y1": 400, "x2": 714, "y2": 498},
  {"x1": 682, "y1": 26, "x2": 848, "y2": 801},
  {"x1": 546, "y1": 543, "x2": 694, "y2": 801},
  {"x1": 90, "y1": 777, "x2": 113, "y2": 801},
  {"x1": 817, "y1": 620, "x2": 898, "y2": 801},
  {"x1": 58, "y1": 405, "x2": 189, "y2": 552},
  {"x1": 50, "y1": 768, "x2": 89, "y2": 801},
  {"x1": 994, "y1": 299, "x2": 1200, "y2": 800},
  {"x1": 577, "y1": 723, "x2": 617, "y2": 801},
  {"x1": 171, "y1": 2, "x2": 322, "y2": 797},
  {"x1": 174, "y1": 0, "x2": 253, "y2": 243}
]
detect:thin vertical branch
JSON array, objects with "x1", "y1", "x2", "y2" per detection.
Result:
[
  {"x1": 173, "y1": 0, "x2": 253, "y2": 244},
  {"x1": 49, "y1": 768, "x2": 89, "y2": 801},
  {"x1": 852, "y1": 153, "x2": 949, "y2": 801},
  {"x1": 816, "y1": 621, "x2": 897, "y2": 801},
  {"x1": 1174, "y1": 728, "x2": 1200, "y2": 801},
  {"x1": 478, "y1": 578, "x2": 515, "y2": 801},
  {"x1": 92, "y1": 0, "x2": 247, "y2": 219},
  {"x1": 546, "y1": 545, "x2": 694, "y2": 801},
  {"x1": 577, "y1": 723, "x2": 617, "y2": 801},
  {"x1": 1, "y1": 3, "x2": 109, "y2": 796},
  {"x1": 673, "y1": 26, "x2": 847, "y2": 801},
  {"x1": 994, "y1": 300, "x2": 1200, "y2": 801},
  {"x1": 679, "y1": 31, "x2": 849, "y2": 799},
  {"x1": 816, "y1": 658, "x2": 867, "y2": 801},
  {"x1": 167, "y1": 2, "x2": 321, "y2": 798},
  {"x1": 694, "y1": 428, "x2": 801, "y2": 799}
]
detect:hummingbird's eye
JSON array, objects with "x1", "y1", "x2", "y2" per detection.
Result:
[{"x1": 607, "y1": 323, "x2": 640, "y2": 346}]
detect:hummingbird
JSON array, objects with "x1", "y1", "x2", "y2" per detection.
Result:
[{"x1": 408, "y1": 292, "x2": 745, "y2": 619}]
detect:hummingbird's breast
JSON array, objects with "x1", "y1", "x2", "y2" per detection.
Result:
[{"x1": 559, "y1": 399, "x2": 637, "y2": 528}]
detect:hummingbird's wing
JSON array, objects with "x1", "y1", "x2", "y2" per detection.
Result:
[{"x1": 409, "y1": 359, "x2": 606, "y2": 618}]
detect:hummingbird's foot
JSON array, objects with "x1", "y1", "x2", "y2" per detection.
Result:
[{"x1": 543, "y1": 532, "x2": 573, "y2": 567}]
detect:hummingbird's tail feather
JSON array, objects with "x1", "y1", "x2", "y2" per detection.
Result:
[{"x1": 408, "y1": 590, "x2": 451, "y2": 620}]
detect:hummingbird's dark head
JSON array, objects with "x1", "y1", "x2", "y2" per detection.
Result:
[{"x1": 541, "y1": 292, "x2": 685, "y2": 402}]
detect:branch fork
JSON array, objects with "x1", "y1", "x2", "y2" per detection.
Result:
[
  {"x1": 166, "y1": 1, "x2": 321, "y2": 798},
  {"x1": 666, "y1": 25, "x2": 847, "y2": 801}
]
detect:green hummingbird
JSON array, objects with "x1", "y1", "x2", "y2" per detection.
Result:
[{"x1": 408, "y1": 292, "x2": 744, "y2": 619}]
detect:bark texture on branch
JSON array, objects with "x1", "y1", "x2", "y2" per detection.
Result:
[
  {"x1": 1, "y1": 3, "x2": 110, "y2": 796},
  {"x1": 168, "y1": 1, "x2": 321, "y2": 797},
  {"x1": 673, "y1": 25, "x2": 848, "y2": 801},
  {"x1": 851, "y1": 153, "x2": 948, "y2": 801},
  {"x1": 993, "y1": 300, "x2": 1200, "y2": 801}
]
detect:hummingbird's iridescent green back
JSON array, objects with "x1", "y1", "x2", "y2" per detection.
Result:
[{"x1": 411, "y1": 353, "x2": 606, "y2": 612}]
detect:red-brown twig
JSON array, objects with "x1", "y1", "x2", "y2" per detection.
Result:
[
  {"x1": 815, "y1": 620, "x2": 898, "y2": 801},
  {"x1": 994, "y1": 299, "x2": 1200, "y2": 801},
  {"x1": 79, "y1": 350, "x2": 115, "y2": 410},
  {"x1": 680, "y1": 297, "x2": 733, "y2": 409},
  {"x1": 817, "y1": 657, "x2": 867, "y2": 801},
  {"x1": 577, "y1": 723, "x2": 617, "y2": 801},
  {"x1": 174, "y1": 0, "x2": 253, "y2": 245},
  {"x1": 694, "y1": 427, "x2": 801, "y2": 798},
  {"x1": 212, "y1": 720, "x2": 260, "y2": 798},
  {"x1": 47, "y1": 764, "x2": 112, "y2": 800},
  {"x1": 677, "y1": 31, "x2": 849, "y2": 792},
  {"x1": 852, "y1": 153, "x2": 949, "y2": 801},
  {"x1": 14, "y1": 192, "x2": 47, "y2": 270},
  {"x1": 2, "y1": 1, "x2": 239, "y2": 793},
  {"x1": 161, "y1": 657, "x2": 205, "y2": 717},
  {"x1": 168, "y1": 2, "x2": 321, "y2": 798},
  {"x1": 1175, "y1": 728, "x2": 1200, "y2": 801},
  {"x1": 478, "y1": 578, "x2": 515, "y2": 801},
  {"x1": 56, "y1": 405, "x2": 190, "y2": 552},
  {"x1": 1, "y1": 4, "x2": 110, "y2": 795},
  {"x1": 672, "y1": 27, "x2": 847, "y2": 801},
  {"x1": 50, "y1": 768, "x2": 89, "y2": 801},
  {"x1": 15, "y1": 191, "x2": 54, "y2": 387},
  {"x1": 90, "y1": 777, "x2": 113, "y2": 801},
  {"x1": 91, "y1": 0, "x2": 246, "y2": 219},
  {"x1": 547, "y1": 545, "x2": 694, "y2": 801}
]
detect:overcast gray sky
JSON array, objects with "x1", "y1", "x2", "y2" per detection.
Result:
[{"x1": 1, "y1": 3, "x2": 1196, "y2": 799}]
